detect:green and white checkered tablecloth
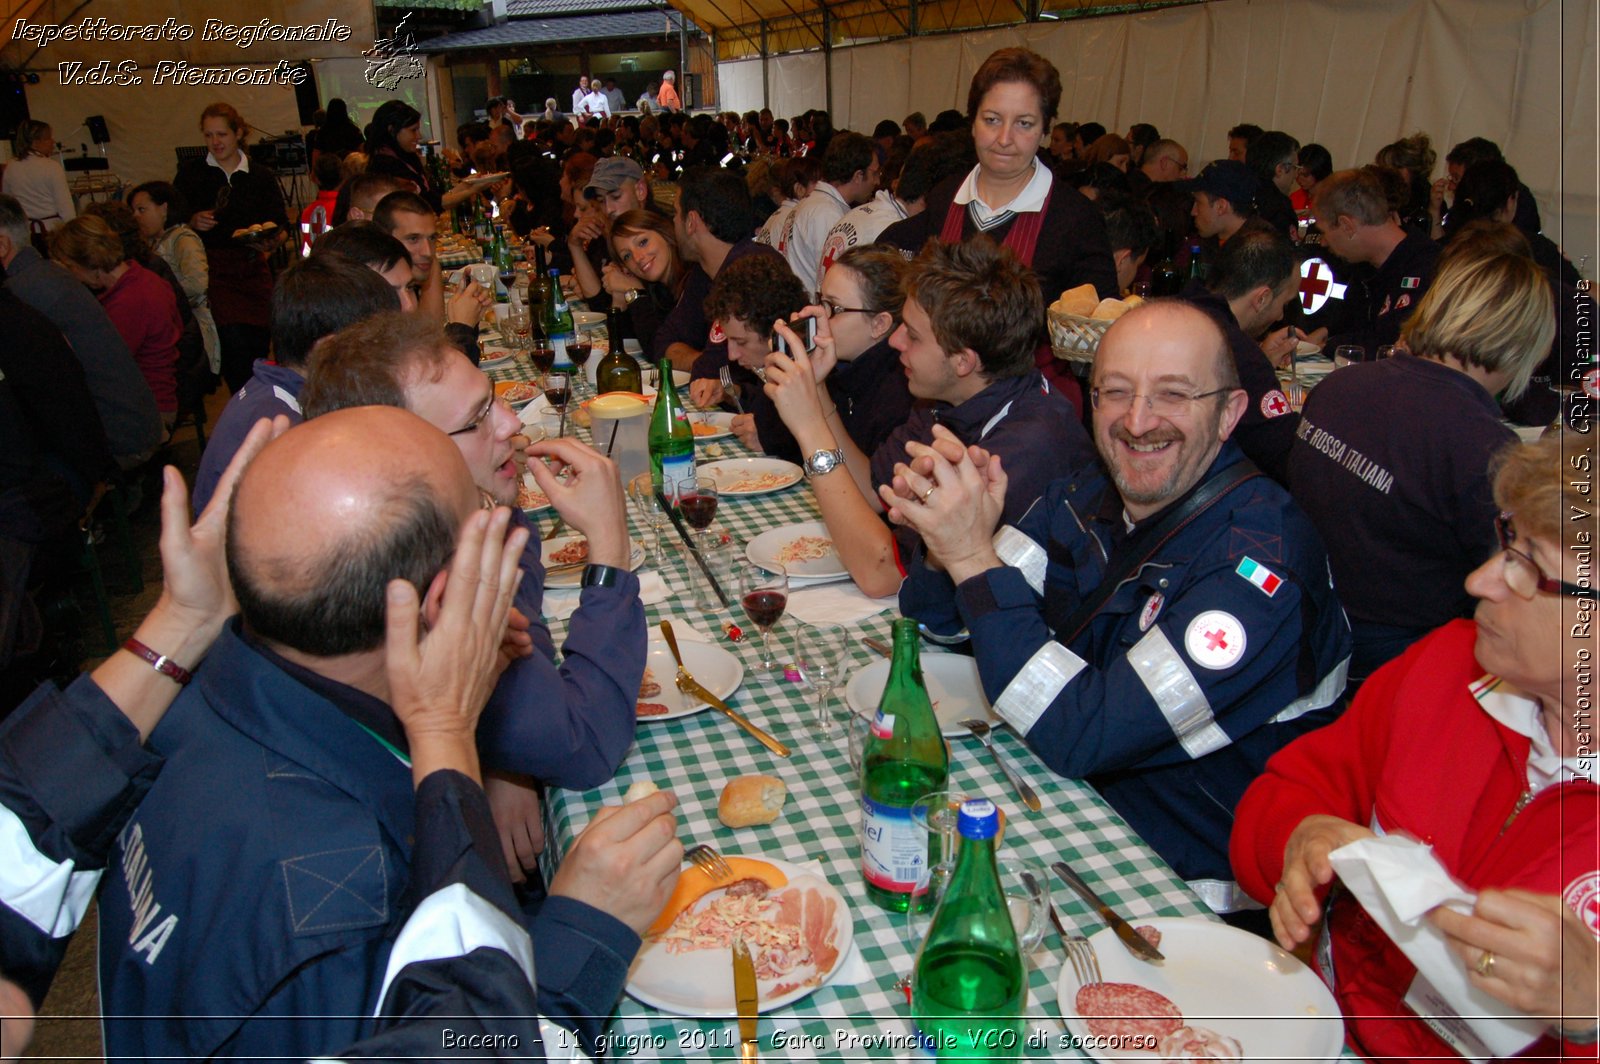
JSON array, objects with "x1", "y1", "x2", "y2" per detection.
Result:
[{"x1": 480, "y1": 336, "x2": 1259, "y2": 1061}]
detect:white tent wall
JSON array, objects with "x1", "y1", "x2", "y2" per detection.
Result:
[{"x1": 716, "y1": 0, "x2": 1597, "y2": 267}]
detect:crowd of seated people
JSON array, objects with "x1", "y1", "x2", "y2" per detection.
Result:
[{"x1": 0, "y1": 49, "x2": 1594, "y2": 1061}]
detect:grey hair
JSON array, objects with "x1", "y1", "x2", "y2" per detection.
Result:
[{"x1": 0, "y1": 194, "x2": 30, "y2": 246}]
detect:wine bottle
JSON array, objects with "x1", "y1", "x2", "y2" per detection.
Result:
[
  {"x1": 596, "y1": 307, "x2": 643, "y2": 393},
  {"x1": 911, "y1": 799, "x2": 1025, "y2": 1060},
  {"x1": 543, "y1": 267, "x2": 576, "y2": 372},
  {"x1": 1149, "y1": 233, "x2": 1181, "y2": 298},
  {"x1": 859, "y1": 617, "x2": 948, "y2": 913},
  {"x1": 647, "y1": 355, "x2": 693, "y2": 490}
]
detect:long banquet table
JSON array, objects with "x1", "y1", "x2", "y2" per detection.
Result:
[{"x1": 482, "y1": 338, "x2": 1321, "y2": 1061}]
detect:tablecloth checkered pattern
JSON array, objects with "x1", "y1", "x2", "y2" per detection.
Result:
[{"x1": 481, "y1": 335, "x2": 1342, "y2": 1060}]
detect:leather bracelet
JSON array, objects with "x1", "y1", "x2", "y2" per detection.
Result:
[
  {"x1": 122, "y1": 637, "x2": 194, "y2": 686},
  {"x1": 581, "y1": 563, "x2": 624, "y2": 588}
]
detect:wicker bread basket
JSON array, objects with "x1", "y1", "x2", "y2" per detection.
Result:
[{"x1": 1048, "y1": 308, "x2": 1113, "y2": 364}]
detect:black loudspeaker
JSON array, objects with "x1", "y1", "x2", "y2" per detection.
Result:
[
  {"x1": 0, "y1": 73, "x2": 28, "y2": 144},
  {"x1": 86, "y1": 114, "x2": 109, "y2": 143},
  {"x1": 292, "y1": 64, "x2": 319, "y2": 125}
]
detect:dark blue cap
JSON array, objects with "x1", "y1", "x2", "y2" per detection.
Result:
[{"x1": 957, "y1": 798, "x2": 1000, "y2": 840}]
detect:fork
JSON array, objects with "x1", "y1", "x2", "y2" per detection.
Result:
[
  {"x1": 718, "y1": 364, "x2": 744, "y2": 415},
  {"x1": 685, "y1": 842, "x2": 734, "y2": 882},
  {"x1": 1065, "y1": 935, "x2": 1103, "y2": 986},
  {"x1": 957, "y1": 719, "x2": 1042, "y2": 813}
]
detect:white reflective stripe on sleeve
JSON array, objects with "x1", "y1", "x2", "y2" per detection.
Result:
[
  {"x1": 0, "y1": 802, "x2": 102, "y2": 937},
  {"x1": 375, "y1": 881, "x2": 535, "y2": 1012},
  {"x1": 1270, "y1": 656, "x2": 1350, "y2": 724},
  {"x1": 271, "y1": 386, "x2": 303, "y2": 414},
  {"x1": 1187, "y1": 878, "x2": 1265, "y2": 914},
  {"x1": 1130, "y1": 627, "x2": 1230, "y2": 758},
  {"x1": 992, "y1": 526, "x2": 1047, "y2": 596},
  {"x1": 994, "y1": 641, "x2": 1086, "y2": 735}
]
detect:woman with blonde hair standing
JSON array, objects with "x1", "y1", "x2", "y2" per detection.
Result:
[{"x1": 3, "y1": 120, "x2": 75, "y2": 244}]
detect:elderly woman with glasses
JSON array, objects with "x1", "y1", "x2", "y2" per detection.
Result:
[
  {"x1": 1287, "y1": 240, "x2": 1555, "y2": 682},
  {"x1": 1233, "y1": 430, "x2": 1598, "y2": 1061}
]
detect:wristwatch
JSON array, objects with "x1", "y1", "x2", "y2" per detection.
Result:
[
  {"x1": 623, "y1": 288, "x2": 641, "y2": 306},
  {"x1": 581, "y1": 563, "x2": 624, "y2": 588},
  {"x1": 802, "y1": 447, "x2": 846, "y2": 479}
]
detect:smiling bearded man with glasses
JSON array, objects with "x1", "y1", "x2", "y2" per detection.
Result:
[{"x1": 889, "y1": 299, "x2": 1352, "y2": 929}]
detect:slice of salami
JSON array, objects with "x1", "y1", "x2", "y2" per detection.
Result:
[
  {"x1": 1157, "y1": 1025, "x2": 1242, "y2": 1061},
  {"x1": 1075, "y1": 981, "x2": 1183, "y2": 1041},
  {"x1": 1135, "y1": 925, "x2": 1163, "y2": 950},
  {"x1": 636, "y1": 701, "x2": 671, "y2": 716}
]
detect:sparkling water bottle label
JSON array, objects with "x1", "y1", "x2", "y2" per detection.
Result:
[
  {"x1": 661, "y1": 452, "x2": 694, "y2": 488},
  {"x1": 552, "y1": 334, "x2": 573, "y2": 369},
  {"x1": 861, "y1": 796, "x2": 924, "y2": 894},
  {"x1": 870, "y1": 712, "x2": 895, "y2": 739}
]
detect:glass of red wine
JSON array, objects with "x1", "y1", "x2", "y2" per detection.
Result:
[
  {"x1": 541, "y1": 373, "x2": 570, "y2": 413},
  {"x1": 738, "y1": 562, "x2": 789, "y2": 672},
  {"x1": 529, "y1": 344, "x2": 556, "y2": 375},
  {"x1": 567, "y1": 339, "x2": 594, "y2": 395},
  {"x1": 673, "y1": 475, "x2": 719, "y2": 531}
]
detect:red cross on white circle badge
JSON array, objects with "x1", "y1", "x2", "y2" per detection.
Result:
[
  {"x1": 1184, "y1": 610, "x2": 1247, "y2": 670},
  {"x1": 1299, "y1": 258, "x2": 1348, "y2": 314}
]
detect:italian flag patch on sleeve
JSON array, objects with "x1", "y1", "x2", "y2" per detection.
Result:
[{"x1": 1236, "y1": 557, "x2": 1283, "y2": 597}]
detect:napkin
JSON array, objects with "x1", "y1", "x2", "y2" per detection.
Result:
[
  {"x1": 787, "y1": 582, "x2": 897, "y2": 627},
  {"x1": 1328, "y1": 835, "x2": 1546, "y2": 1062},
  {"x1": 652, "y1": 614, "x2": 717, "y2": 643},
  {"x1": 542, "y1": 571, "x2": 670, "y2": 621}
]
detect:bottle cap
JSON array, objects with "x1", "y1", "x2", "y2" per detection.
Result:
[{"x1": 957, "y1": 798, "x2": 1000, "y2": 840}]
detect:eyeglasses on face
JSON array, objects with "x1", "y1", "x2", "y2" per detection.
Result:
[
  {"x1": 820, "y1": 299, "x2": 873, "y2": 319},
  {"x1": 1090, "y1": 386, "x2": 1231, "y2": 417},
  {"x1": 1493, "y1": 511, "x2": 1596, "y2": 600}
]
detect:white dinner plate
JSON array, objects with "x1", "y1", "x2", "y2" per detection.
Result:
[
  {"x1": 698, "y1": 458, "x2": 803, "y2": 497},
  {"x1": 843, "y1": 654, "x2": 996, "y2": 738},
  {"x1": 689, "y1": 411, "x2": 737, "y2": 443},
  {"x1": 1294, "y1": 339, "x2": 1324, "y2": 358},
  {"x1": 746, "y1": 521, "x2": 848, "y2": 584},
  {"x1": 516, "y1": 473, "x2": 553, "y2": 515},
  {"x1": 626, "y1": 859, "x2": 853, "y2": 1017},
  {"x1": 540, "y1": 534, "x2": 645, "y2": 588},
  {"x1": 1055, "y1": 918, "x2": 1343, "y2": 1063},
  {"x1": 478, "y1": 350, "x2": 517, "y2": 370},
  {"x1": 636, "y1": 638, "x2": 745, "y2": 721},
  {"x1": 496, "y1": 380, "x2": 541, "y2": 408},
  {"x1": 573, "y1": 310, "x2": 605, "y2": 329}
]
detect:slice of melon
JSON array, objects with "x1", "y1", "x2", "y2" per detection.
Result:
[{"x1": 647, "y1": 856, "x2": 788, "y2": 937}]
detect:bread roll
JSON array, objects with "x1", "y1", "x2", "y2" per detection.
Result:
[
  {"x1": 623, "y1": 780, "x2": 660, "y2": 803},
  {"x1": 1122, "y1": 293, "x2": 1145, "y2": 308},
  {"x1": 717, "y1": 774, "x2": 787, "y2": 827},
  {"x1": 1091, "y1": 297, "x2": 1132, "y2": 321},
  {"x1": 1052, "y1": 283, "x2": 1100, "y2": 317}
]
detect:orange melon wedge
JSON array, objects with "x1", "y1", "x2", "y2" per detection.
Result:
[{"x1": 647, "y1": 856, "x2": 788, "y2": 937}]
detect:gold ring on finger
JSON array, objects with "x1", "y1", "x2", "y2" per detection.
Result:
[
  {"x1": 921, "y1": 485, "x2": 936, "y2": 502},
  {"x1": 1474, "y1": 950, "x2": 1496, "y2": 977}
]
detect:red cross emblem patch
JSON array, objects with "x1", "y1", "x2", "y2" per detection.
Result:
[
  {"x1": 1299, "y1": 258, "x2": 1348, "y2": 314},
  {"x1": 1184, "y1": 610, "x2": 1247, "y2": 670},
  {"x1": 1261, "y1": 390, "x2": 1291, "y2": 418},
  {"x1": 1564, "y1": 872, "x2": 1600, "y2": 939},
  {"x1": 709, "y1": 321, "x2": 726, "y2": 344}
]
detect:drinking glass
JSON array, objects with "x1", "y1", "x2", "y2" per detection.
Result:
[
  {"x1": 683, "y1": 529, "x2": 735, "y2": 611},
  {"x1": 541, "y1": 373, "x2": 570, "y2": 414},
  {"x1": 904, "y1": 850, "x2": 1050, "y2": 964},
  {"x1": 505, "y1": 307, "x2": 532, "y2": 350},
  {"x1": 1334, "y1": 344, "x2": 1364, "y2": 368},
  {"x1": 1375, "y1": 344, "x2": 1399, "y2": 360},
  {"x1": 672, "y1": 475, "x2": 719, "y2": 531},
  {"x1": 845, "y1": 710, "x2": 871, "y2": 774},
  {"x1": 628, "y1": 472, "x2": 671, "y2": 567},
  {"x1": 468, "y1": 262, "x2": 497, "y2": 291},
  {"x1": 795, "y1": 623, "x2": 848, "y2": 736},
  {"x1": 529, "y1": 342, "x2": 556, "y2": 375},
  {"x1": 1130, "y1": 279, "x2": 1152, "y2": 299},
  {"x1": 737, "y1": 563, "x2": 788, "y2": 672}
]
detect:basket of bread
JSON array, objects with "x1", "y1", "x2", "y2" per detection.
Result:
[{"x1": 1047, "y1": 284, "x2": 1146, "y2": 363}]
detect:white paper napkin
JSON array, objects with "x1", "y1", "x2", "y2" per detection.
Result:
[
  {"x1": 652, "y1": 613, "x2": 716, "y2": 643},
  {"x1": 542, "y1": 571, "x2": 670, "y2": 621},
  {"x1": 1328, "y1": 835, "x2": 1545, "y2": 1061},
  {"x1": 787, "y1": 582, "x2": 897, "y2": 627}
]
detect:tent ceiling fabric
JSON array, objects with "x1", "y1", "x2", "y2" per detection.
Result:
[{"x1": 662, "y1": 0, "x2": 1176, "y2": 59}]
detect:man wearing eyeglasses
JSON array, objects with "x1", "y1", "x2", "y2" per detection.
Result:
[{"x1": 891, "y1": 300, "x2": 1351, "y2": 924}]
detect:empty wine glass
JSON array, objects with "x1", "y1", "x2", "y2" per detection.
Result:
[
  {"x1": 1334, "y1": 344, "x2": 1364, "y2": 368},
  {"x1": 737, "y1": 562, "x2": 788, "y2": 672},
  {"x1": 628, "y1": 472, "x2": 670, "y2": 567},
  {"x1": 796, "y1": 623, "x2": 848, "y2": 736}
]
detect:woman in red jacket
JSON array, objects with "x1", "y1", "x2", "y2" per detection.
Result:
[{"x1": 1232, "y1": 431, "x2": 1598, "y2": 1059}]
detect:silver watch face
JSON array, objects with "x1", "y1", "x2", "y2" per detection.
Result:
[{"x1": 805, "y1": 449, "x2": 841, "y2": 476}]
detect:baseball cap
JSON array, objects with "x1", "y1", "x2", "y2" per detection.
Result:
[
  {"x1": 1176, "y1": 160, "x2": 1258, "y2": 209},
  {"x1": 585, "y1": 156, "x2": 644, "y2": 197}
]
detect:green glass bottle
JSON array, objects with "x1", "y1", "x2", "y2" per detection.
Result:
[
  {"x1": 911, "y1": 799, "x2": 1026, "y2": 1060},
  {"x1": 860, "y1": 617, "x2": 949, "y2": 913},
  {"x1": 596, "y1": 306, "x2": 643, "y2": 394},
  {"x1": 647, "y1": 356, "x2": 694, "y2": 490},
  {"x1": 543, "y1": 267, "x2": 576, "y2": 372}
]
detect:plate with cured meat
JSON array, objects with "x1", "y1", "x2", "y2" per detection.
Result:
[
  {"x1": 745, "y1": 520, "x2": 848, "y2": 585},
  {"x1": 634, "y1": 638, "x2": 744, "y2": 722},
  {"x1": 627, "y1": 856, "x2": 853, "y2": 1016},
  {"x1": 698, "y1": 458, "x2": 803, "y2": 497},
  {"x1": 1054, "y1": 917, "x2": 1342, "y2": 1062},
  {"x1": 539, "y1": 534, "x2": 645, "y2": 588},
  {"x1": 689, "y1": 411, "x2": 737, "y2": 442}
]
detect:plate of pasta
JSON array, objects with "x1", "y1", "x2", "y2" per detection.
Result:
[
  {"x1": 698, "y1": 458, "x2": 803, "y2": 497},
  {"x1": 745, "y1": 521, "x2": 849, "y2": 585}
]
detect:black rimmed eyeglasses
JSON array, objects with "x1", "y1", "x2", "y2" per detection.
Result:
[
  {"x1": 1494, "y1": 511, "x2": 1596, "y2": 600},
  {"x1": 820, "y1": 299, "x2": 873, "y2": 319}
]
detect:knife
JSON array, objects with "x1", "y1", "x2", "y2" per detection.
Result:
[
  {"x1": 733, "y1": 937, "x2": 759, "y2": 1062},
  {"x1": 861, "y1": 636, "x2": 892, "y2": 659},
  {"x1": 659, "y1": 621, "x2": 790, "y2": 757},
  {"x1": 1051, "y1": 860, "x2": 1165, "y2": 962}
]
